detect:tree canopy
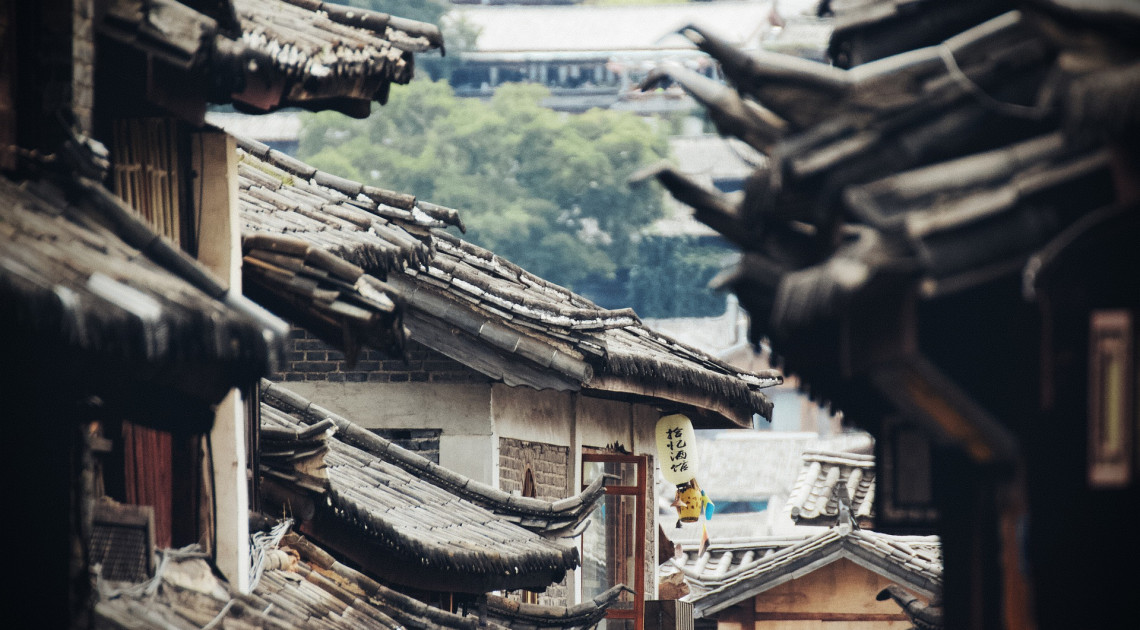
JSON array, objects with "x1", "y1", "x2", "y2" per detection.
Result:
[{"x1": 298, "y1": 80, "x2": 671, "y2": 291}]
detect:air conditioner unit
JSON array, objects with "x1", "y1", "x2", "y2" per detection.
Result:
[{"x1": 645, "y1": 599, "x2": 694, "y2": 630}]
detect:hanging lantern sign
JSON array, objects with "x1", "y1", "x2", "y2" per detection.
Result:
[{"x1": 656, "y1": 413, "x2": 698, "y2": 486}]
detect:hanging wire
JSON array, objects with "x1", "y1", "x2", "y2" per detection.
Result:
[
  {"x1": 94, "y1": 544, "x2": 209, "y2": 601},
  {"x1": 249, "y1": 518, "x2": 294, "y2": 590}
]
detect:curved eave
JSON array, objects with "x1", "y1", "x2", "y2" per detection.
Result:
[
  {"x1": 226, "y1": 0, "x2": 443, "y2": 114},
  {"x1": 584, "y1": 375, "x2": 765, "y2": 429},
  {"x1": 261, "y1": 380, "x2": 606, "y2": 535},
  {"x1": 286, "y1": 534, "x2": 507, "y2": 630},
  {"x1": 485, "y1": 583, "x2": 632, "y2": 628},
  {"x1": 318, "y1": 482, "x2": 579, "y2": 589},
  {"x1": 1, "y1": 175, "x2": 285, "y2": 417}
]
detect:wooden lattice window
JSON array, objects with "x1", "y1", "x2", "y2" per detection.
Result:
[{"x1": 111, "y1": 117, "x2": 187, "y2": 248}]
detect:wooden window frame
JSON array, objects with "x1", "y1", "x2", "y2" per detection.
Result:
[
  {"x1": 1088, "y1": 310, "x2": 1134, "y2": 488},
  {"x1": 582, "y1": 452, "x2": 647, "y2": 630}
]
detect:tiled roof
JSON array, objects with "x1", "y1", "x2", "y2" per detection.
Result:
[
  {"x1": 236, "y1": 136, "x2": 452, "y2": 274},
  {"x1": 260, "y1": 380, "x2": 603, "y2": 592},
  {"x1": 0, "y1": 172, "x2": 285, "y2": 422},
  {"x1": 235, "y1": 135, "x2": 460, "y2": 356},
  {"x1": 94, "y1": 531, "x2": 506, "y2": 630},
  {"x1": 100, "y1": 0, "x2": 442, "y2": 116},
  {"x1": 233, "y1": 141, "x2": 782, "y2": 429},
  {"x1": 479, "y1": 584, "x2": 632, "y2": 630},
  {"x1": 643, "y1": 2, "x2": 1136, "y2": 435},
  {"x1": 391, "y1": 231, "x2": 782, "y2": 427},
  {"x1": 680, "y1": 525, "x2": 943, "y2": 617},
  {"x1": 95, "y1": 528, "x2": 628, "y2": 630},
  {"x1": 785, "y1": 449, "x2": 876, "y2": 527},
  {"x1": 672, "y1": 534, "x2": 812, "y2": 581}
]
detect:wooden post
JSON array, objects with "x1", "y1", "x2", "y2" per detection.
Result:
[{"x1": 192, "y1": 130, "x2": 251, "y2": 592}]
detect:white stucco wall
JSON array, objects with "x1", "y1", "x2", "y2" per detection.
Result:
[
  {"x1": 276, "y1": 381, "x2": 498, "y2": 482},
  {"x1": 491, "y1": 384, "x2": 575, "y2": 447},
  {"x1": 278, "y1": 381, "x2": 493, "y2": 432}
]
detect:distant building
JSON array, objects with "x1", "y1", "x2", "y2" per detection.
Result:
[
  {"x1": 444, "y1": 0, "x2": 831, "y2": 112},
  {"x1": 204, "y1": 111, "x2": 302, "y2": 155}
]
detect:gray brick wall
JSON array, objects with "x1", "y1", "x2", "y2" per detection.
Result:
[
  {"x1": 369, "y1": 428, "x2": 440, "y2": 464},
  {"x1": 499, "y1": 437, "x2": 573, "y2": 606},
  {"x1": 272, "y1": 326, "x2": 490, "y2": 385},
  {"x1": 498, "y1": 437, "x2": 571, "y2": 501}
]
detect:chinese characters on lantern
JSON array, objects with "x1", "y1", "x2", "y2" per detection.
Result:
[{"x1": 665, "y1": 426, "x2": 690, "y2": 475}]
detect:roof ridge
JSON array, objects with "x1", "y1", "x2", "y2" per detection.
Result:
[{"x1": 686, "y1": 525, "x2": 942, "y2": 615}]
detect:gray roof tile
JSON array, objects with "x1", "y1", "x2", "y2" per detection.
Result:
[
  {"x1": 261, "y1": 380, "x2": 604, "y2": 542},
  {"x1": 100, "y1": 0, "x2": 442, "y2": 115},
  {"x1": 95, "y1": 531, "x2": 501, "y2": 630},
  {"x1": 0, "y1": 174, "x2": 284, "y2": 403},
  {"x1": 235, "y1": 142, "x2": 782, "y2": 428},
  {"x1": 785, "y1": 449, "x2": 876, "y2": 527},
  {"x1": 680, "y1": 526, "x2": 942, "y2": 617}
]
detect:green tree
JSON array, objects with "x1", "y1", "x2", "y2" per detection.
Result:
[
  {"x1": 628, "y1": 235, "x2": 739, "y2": 317},
  {"x1": 298, "y1": 80, "x2": 669, "y2": 295}
]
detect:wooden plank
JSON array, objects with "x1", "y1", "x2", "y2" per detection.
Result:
[
  {"x1": 305, "y1": 246, "x2": 364, "y2": 282},
  {"x1": 244, "y1": 255, "x2": 296, "y2": 284}
]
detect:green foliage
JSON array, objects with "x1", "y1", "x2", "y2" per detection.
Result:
[
  {"x1": 298, "y1": 80, "x2": 669, "y2": 294},
  {"x1": 628, "y1": 235, "x2": 739, "y2": 318}
]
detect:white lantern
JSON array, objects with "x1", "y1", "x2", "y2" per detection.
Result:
[{"x1": 656, "y1": 414, "x2": 698, "y2": 486}]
